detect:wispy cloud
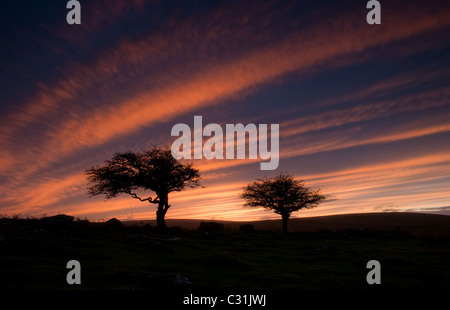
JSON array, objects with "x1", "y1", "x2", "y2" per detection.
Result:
[
  {"x1": 4, "y1": 0, "x2": 449, "y2": 172},
  {"x1": 1, "y1": 0, "x2": 449, "y2": 220}
]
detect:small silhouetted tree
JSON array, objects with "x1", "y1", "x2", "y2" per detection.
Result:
[
  {"x1": 241, "y1": 174, "x2": 325, "y2": 234},
  {"x1": 85, "y1": 147, "x2": 201, "y2": 229}
]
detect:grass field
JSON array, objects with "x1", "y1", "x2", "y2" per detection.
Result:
[{"x1": 1, "y1": 213, "x2": 449, "y2": 290}]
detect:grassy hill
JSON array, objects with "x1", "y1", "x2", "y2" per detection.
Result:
[
  {"x1": 1, "y1": 212, "x2": 449, "y2": 290},
  {"x1": 126, "y1": 212, "x2": 450, "y2": 236}
]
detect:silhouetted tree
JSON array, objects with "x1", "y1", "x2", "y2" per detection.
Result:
[
  {"x1": 241, "y1": 174, "x2": 325, "y2": 234},
  {"x1": 85, "y1": 147, "x2": 201, "y2": 229}
]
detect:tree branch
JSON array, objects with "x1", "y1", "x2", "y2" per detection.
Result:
[{"x1": 127, "y1": 191, "x2": 160, "y2": 204}]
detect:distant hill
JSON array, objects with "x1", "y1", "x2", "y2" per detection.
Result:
[{"x1": 124, "y1": 212, "x2": 450, "y2": 236}]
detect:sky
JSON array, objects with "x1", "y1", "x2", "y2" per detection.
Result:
[{"x1": 1, "y1": 0, "x2": 449, "y2": 222}]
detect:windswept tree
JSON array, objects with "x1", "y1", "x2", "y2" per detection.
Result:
[
  {"x1": 241, "y1": 174, "x2": 325, "y2": 234},
  {"x1": 86, "y1": 147, "x2": 201, "y2": 229}
]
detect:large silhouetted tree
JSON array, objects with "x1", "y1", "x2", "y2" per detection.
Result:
[
  {"x1": 241, "y1": 174, "x2": 325, "y2": 234},
  {"x1": 86, "y1": 147, "x2": 201, "y2": 229}
]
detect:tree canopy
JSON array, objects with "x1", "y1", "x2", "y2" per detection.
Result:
[
  {"x1": 86, "y1": 147, "x2": 201, "y2": 228},
  {"x1": 241, "y1": 174, "x2": 325, "y2": 233}
]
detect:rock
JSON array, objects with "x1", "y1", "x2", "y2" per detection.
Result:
[
  {"x1": 104, "y1": 218, "x2": 122, "y2": 228},
  {"x1": 239, "y1": 224, "x2": 255, "y2": 232},
  {"x1": 34, "y1": 228, "x2": 49, "y2": 235},
  {"x1": 234, "y1": 241, "x2": 249, "y2": 247},
  {"x1": 174, "y1": 274, "x2": 192, "y2": 285},
  {"x1": 166, "y1": 236, "x2": 181, "y2": 241},
  {"x1": 128, "y1": 272, "x2": 154, "y2": 284},
  {"x1": 40, "y1": 214, "x2": 74, "y2": 224},
  {"x1": 197, "y1": 221, "x2": 224, "y2": 233}
]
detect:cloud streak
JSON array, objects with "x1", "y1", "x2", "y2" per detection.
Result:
[
  {"x1": 1, "y1": 0, "x2": 449, "y2": 220},
  {"x1": 4, "y1": 0, "x2": 449, "y2": 171}
]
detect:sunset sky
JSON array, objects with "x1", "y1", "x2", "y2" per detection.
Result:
[{"x1": 1, "y1": 0, "x2": 449, "y2": 222}]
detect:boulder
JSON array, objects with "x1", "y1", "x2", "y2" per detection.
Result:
[
  {"x1": 239, "y1": 224, "x2": 255, "y2": 232},
  {"x1": 197, "y1": 221, "x2": 224, "y2": 233},
  {"x1": 40, "y1": 214, "x2": 74, "y2": 224},
  {"x1": 104, "y1": 217, "x2": 122, "y2": 228},
  {"x1": 174, "y1": 274, "x2": 192, "y2": 285},
  {"x1": 128, "y1": 272, "x2": 154, "y2": 284}
]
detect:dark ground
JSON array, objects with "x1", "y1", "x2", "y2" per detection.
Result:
[{"x1": 0, "y1": 213, "x2": 449, "y2": 290}]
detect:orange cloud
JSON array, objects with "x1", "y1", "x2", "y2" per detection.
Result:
[
  {"x1": 0, "y1": 173, "x2": 86, "y2": 215},
  {"x1": 3, "y1": 0, "x2": 449, "y2": 181},
  {"x1": 2, "y1": 1, "x2": 449, "y2": 221}
]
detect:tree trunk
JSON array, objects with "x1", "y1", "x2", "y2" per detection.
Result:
[
  {"x1": 156, "y1": 206, "x2": 167, "y2": 229},
  {"x1": 156, "y1": 193, "x2": 169, "y2": 229},
  {"x1": 281, "y1": 213, "x2": 290, "y2": 234}
]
